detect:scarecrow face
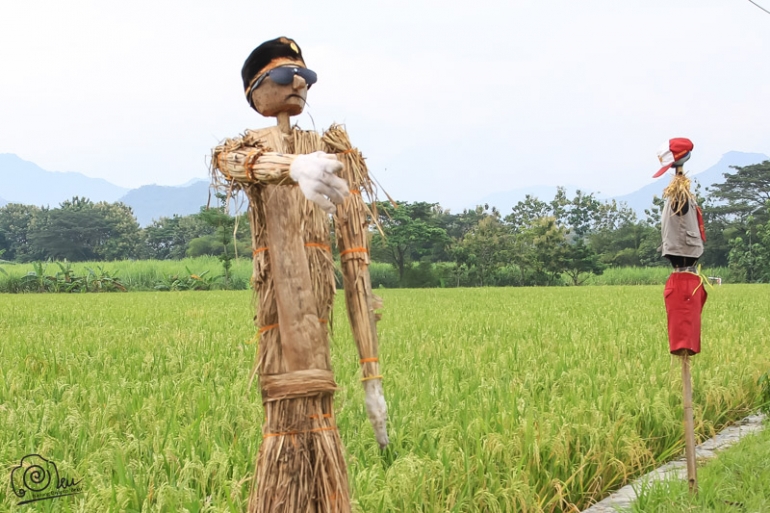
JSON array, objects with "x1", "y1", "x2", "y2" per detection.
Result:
[{"x1": 249, "y1": 60, "x2": 310, "y2": 118}]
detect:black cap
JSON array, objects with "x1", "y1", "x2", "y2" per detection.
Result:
[{"x1": 241, "y1": 37, "x2": 305, "y2": 95}]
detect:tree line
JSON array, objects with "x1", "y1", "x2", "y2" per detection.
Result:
[{"x1": 1, "y1": 161, "x2": 769, "y2": 286}]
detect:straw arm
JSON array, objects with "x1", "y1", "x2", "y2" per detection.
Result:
[
  {"x1": 337, "y1": 242, "x2": 389, "y2": 449},
  {"x1": 212, "y1": 148, "x2": 298, "y2": 186},
  {"x1": 327, "y1": 124, "x2": 390, "y2": 448}
]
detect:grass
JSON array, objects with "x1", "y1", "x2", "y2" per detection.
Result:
[
  {"x1": 0, "y1": 258, "x2": 737, "y2": 292},
  {"x1": 629, "y1": 420, "x2": 770, "y2": 512},
  {"x1": 1, "y1": 285, "x2": 769, "y2": 512}
]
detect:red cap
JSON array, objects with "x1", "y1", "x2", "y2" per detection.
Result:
[{"x1": 653, "y1": 138, "x2": 694, "y2": 178}]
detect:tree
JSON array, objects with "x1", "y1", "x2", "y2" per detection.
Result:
[
  {"x1": 144, "y1": 214, "x2": 214, "y2": 260},
  {"x1": 27, "y1": 197, "x2": 141, "y2": 261},
  {"x1": 516, "y1": 216, "x2": 568, "y2": 286},
  {"x1": 727, "y1": 201, "x2": 770, "y2": 282},
  {"x1": 455, "y1": 214, "x2": 515, "y2": 286},
  {"x1": 0, "y1": 203, "x2": 43, "y2": 261},
  {"x1": 705, "y1": 162, "x2": 770, "y2": 269},
  {"x1": 505, "y1": 195, "x2": 551, "y2": 233},
  {"x1": 93, "y1": 201, "x2": 142, "y2": 260},
  {"x1": 562, "y1": 238, "x2": 606, "y2": 286},
  {"x1": 708, "y1": 160, "x2": 770, "y2": 217},
  {"x1": 371, "y1": 201, "x2": 450, "y2": 283}
]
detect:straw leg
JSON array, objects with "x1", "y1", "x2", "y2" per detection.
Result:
[
  {"x1": 681, "y1": 353, "x2": 698, "y2": 494},
  {"x1": 249, "y1": 395, "x2": 350, "y2": 513}
]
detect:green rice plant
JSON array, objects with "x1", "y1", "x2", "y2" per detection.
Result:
[
  {"x1": 0, "y1": 286, "x2": 768, "y2": 511},
  {"x1": 758, "y1": 371, "x2": 770, "y2": 414},
  {"x1": 630, "y1": 421, "x2": 770, "y2": 512}
]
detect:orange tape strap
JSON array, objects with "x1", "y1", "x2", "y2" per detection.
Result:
[
  {"x1": 263, "y1": 425, "x2": 337, "y2": 438},
  {"x1": 252, "y1": 247, "x2": 269, "y2": 256},
  {"x1": 245, "y1": 149, "x2": 262, "y2": 180},
  {"x1": 359, "y1": 357, "x2": 379, "y2": 364},
  {"x1": 305, "y1": 242, "x2": 331, "y2": 252},
  {"x1": 339, "y1": 247, "x2": 368, "y2": 257},
  {"x1": 349, "y1": 189, "x2": 361, "y2": 195},
  {"x1": 258, "y1": 323, "x2": 279, "y2": 335},
  {"x1": 308, "y1": 413, "x2": 333, "y2": 419}
]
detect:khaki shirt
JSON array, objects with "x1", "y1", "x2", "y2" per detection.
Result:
[{"x1": 660, "y1": 198, "x2": 704, "y2": 259}]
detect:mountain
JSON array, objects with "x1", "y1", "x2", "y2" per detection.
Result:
[
  {"x1": 3, "y1": 151, "x2": 768, "y2": 226},
  {"x1": 0, "y1": 153, "x2": 129, "y2": 206},
  {"x1": 610, "y1": 151, "x2": 769, "y2": 216},
  {"x1": 118, "y1": 181, "x2": 212, "y2": 226}
]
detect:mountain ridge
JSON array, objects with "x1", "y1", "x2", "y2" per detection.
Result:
[{"x1": 1, "y1": 151, "x2": 768, "y2": 225}]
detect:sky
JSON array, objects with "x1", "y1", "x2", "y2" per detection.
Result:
[{"x1": 1, "y1": 0, "x2": 769, "y2": 211}]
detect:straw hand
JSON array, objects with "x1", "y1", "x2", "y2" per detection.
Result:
[{"x1": 290, "y1": 151, "x2": 349, "y2": 214}]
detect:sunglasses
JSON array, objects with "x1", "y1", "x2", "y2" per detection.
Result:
[{"x1": 249, "y1": 65, "x2": 318, "y2": 95}]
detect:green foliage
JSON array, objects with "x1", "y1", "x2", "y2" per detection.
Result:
[
  {"x1": 0, "y1": 260, "x2": 128, "y2": 293},
  {"x1": 562, "y1": 238, "x2": 606, "y2": 286},
  {"x1": 2, "y1": 159, "x2": 770, "y2": 286},
  {"x1": 371, "y1": 201, "x2": 451, "y2": 283},
  {"x1": 0, "y1": 202, "x2": 43, "y2": 261},
  {"x1": 708, "y1": 160, "x2": 770, "y2": 215},
  {"x1": 144, "y1": 214, "x2": 213, "y2": 259},
  {"x1": 0, "y1": 257, "x2": 255, "y2": 293},
  {"x1": 455, "y1": 213, "x2": 515, "y2": 286},
  {"x1": 25, "y1": 197, "x2": 142, "y2": 261},
  {"x1": 759, "y1": 371, "x2": 770, "y2": 414},
  {"x1": 153, "y1": 267, "x2": 222, "y2": 291}
]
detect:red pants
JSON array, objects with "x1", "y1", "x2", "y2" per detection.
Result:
[{"x1": 664, "y1": 272, "x2": 707, "y2": 354}]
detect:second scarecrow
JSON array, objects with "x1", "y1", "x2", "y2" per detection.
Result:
[{"x1": 654, "y1": 136, "x2": 707, "y2": 493}]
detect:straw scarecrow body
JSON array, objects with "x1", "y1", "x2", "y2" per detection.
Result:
[
  {"x1": 210, "y1": 37, "x2": 388, "y2": 513},
  {"x1": 654, "y1": 137, "x2": 707, "y2": 493}
]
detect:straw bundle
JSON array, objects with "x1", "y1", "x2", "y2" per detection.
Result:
[
  {"x1": 295, "y1": 129, "x2": 337, "y2": 338},
  {"x1": 323, "y1": 125, "x2": 390, "y2": 449},
  {"x1": 663, "y1": 169, "x2": 695, "y2": 215},
  {"x1": 213, "y1": 125, "x2": 351, "y2": 513}
]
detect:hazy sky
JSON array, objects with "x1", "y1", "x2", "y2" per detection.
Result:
[{"x1": 1, "y1": 0, "x2": 769, "y2": 211}]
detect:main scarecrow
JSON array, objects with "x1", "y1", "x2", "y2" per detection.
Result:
[
  {"x1": 211, "y1": 37, "x2": 389, "y2": 513},
  {"x1": 654, "y1": 137, "x2": 707, "y2": 493}
]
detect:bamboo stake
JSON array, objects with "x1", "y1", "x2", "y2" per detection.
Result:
[{"x1": 681, "y1": 352, "x2": 698, "y2": 494}]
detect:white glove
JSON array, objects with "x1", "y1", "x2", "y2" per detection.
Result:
[
  {"x1": 289, "y1": 151, "x2": 349, "y2": 214},
  {"x1": 363, "y1": 378, "x2": 389, "y2": 448}
]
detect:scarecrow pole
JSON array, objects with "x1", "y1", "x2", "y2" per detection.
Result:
[
  {"x1": 673, "y1": 164, "x2": 697, "y2": 495},
  {"x1": 676, "y1": 163, "x2": 697, "y2": 494},
  {"x1": 680, "y1": 349, "x2": 697, "y2": 493},
  {"x1": 654, "y1": 139, "x2": 707, "y2": 495}
]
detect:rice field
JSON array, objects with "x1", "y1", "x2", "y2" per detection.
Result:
[{"x1": 1, "y1": 285, "x2": 768, "y2": 512}]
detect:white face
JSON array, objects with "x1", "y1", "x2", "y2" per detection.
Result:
[{"x1": 249, "y1": 64, "x2": 309, "y2": 118}]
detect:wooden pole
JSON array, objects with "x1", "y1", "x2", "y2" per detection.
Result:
[
  {"x1": 681, "y1": 352, "x2": 698, "y2": 493},
  {"x1": 265, "y1": 111, "x2": 329, "y2": 372}
]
